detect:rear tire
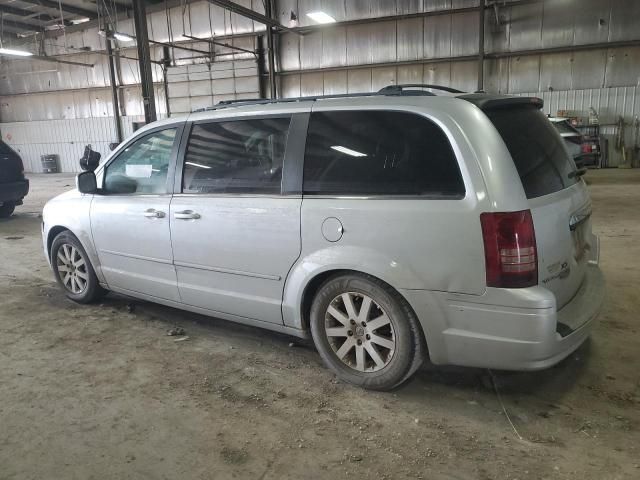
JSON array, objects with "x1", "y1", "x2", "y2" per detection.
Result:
[
  {"x1": 0, "y1": 201, "x2": 16, "y2": 218},
  {"x1": 310, "y1": 273, "x2": 424, "y2": 391},
  {"x1": 51, "y1": 231, "x2": 107, "y2": 303}
]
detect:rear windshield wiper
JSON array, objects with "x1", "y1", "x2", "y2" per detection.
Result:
[{"x1": 568, "y1": 168, "x2": 587, "y2": 179}]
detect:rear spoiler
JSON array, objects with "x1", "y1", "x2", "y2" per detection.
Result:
[{"x1": 458, "y1": 93, "x2": 543, "y2": 111}]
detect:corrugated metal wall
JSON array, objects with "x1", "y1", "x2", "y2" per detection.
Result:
[
  {"x1": 0, "y1": 0, "x2": 639, "y2": 171},
  {"x1": 0, "y1": 116, "x2": 147, "y2": 173},
  {"x1": 0, "y1": 0, "x2": 266, "y2": 171},
  {"x1": 275, "y1": 0, "x2": 640, "y2": 167},
  {"x1": 166, "y1": 59, "x2": 260, "y2": 114},
  {"x1": 277, "y1": 0, "x2": 640, "y2": 96}
]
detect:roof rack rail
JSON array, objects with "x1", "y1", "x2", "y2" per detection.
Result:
[
  {"x1": 191, "y1": 92, "x2": 383, "y2": 112},
  {"x1": 378, "y1": 84, "x2": 464, "y2": 95},
  {"x1": 190, "y1": 84, "x2": 466, "y2": 112}
]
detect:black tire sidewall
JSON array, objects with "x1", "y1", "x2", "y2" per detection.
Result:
[
  {"x1": 50, "y1": 232, "x2": 102, "y2": 303},
  {"x1": 310, "y1": 274, "x2": 417, "y2": 390},
  {"x1": 0, "y1": 201, "x2": 16, "y2": 218}
]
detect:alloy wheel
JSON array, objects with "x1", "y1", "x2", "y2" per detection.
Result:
[
  {"x1": 324, "y1": 292, "x2": 396, "y2": 372},
  {"x1": 56, "y1": 243, "x2": 88, "y2": 294}
]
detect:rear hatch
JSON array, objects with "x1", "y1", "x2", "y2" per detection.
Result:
[{"x1": 483, "y1": 103, "x2": 591, "y2": 309}]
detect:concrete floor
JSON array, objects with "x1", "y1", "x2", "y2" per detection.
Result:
[{"x1": 1, "y1": 170, "x2": 639, "y2": 479}]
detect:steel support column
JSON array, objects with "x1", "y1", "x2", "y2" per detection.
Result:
[
  {"x1": 132, "y1": 0, "x2": 156, "y2": 124},
  {"x1": 256, "y1": 35, "x2": 267, "y2": 99},
  {"x1": 106, "y1": 38, "x2": 123, "y2": 143},
  {"x1": 478, "y1": 0, "x2": 485, "y2": 92},
  {"x1": 264, "y1": 0, "x2": 277, "y2": 98}
]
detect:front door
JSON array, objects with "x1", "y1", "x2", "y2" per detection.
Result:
[
  {"x1": 170, "y1": 115, "x2": 302, "y2": 324},
  {"x1": 91, "y1": 125, "x2": 182, "y2": 301}
]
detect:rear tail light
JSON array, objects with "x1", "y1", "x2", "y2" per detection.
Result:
[{"x1": 480, "y1": 210, "x2": 538, "y2": 288}]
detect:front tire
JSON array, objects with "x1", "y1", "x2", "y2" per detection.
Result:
[
  {"x1": 51, "y1": 231, "x2": 106, "y2": 303},
  {"x1": 310, "y1": 273, "x2": 424, "y2": 391},
  {"x1": 0, "y1": 201, "x2": 16, "y2": 218}
]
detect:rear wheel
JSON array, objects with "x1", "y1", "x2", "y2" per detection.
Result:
[
  {"x1": 0, "y1": 201, "x2": 16, "y2": 218},
  {"x1": 310, "y1": 273, "x2": 424, "y2": 390},
  {"x1": 51, "y1": 231, "x2": 106, "y2": 303}
]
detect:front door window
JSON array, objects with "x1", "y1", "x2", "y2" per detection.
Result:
[{"x1": 103, "y1": 128, "x2": 177, "y2": 194}]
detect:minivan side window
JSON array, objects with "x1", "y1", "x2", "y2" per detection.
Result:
[
  {"x1": 103, "y1": 128, "x2": 177, "y2": 194},
  {"x1": 303, "y1": 110, "x2": 464, "y2": 197},
  {"x1": 182, "y1": 117, "x2": 291, "y2": 194}
]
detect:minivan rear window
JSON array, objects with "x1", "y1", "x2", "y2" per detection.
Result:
[
  {"x1": 485, "y1": 106, "x2": 578, "y2": 199},
  {"x1": 303, "y1": 110, "x2": 464, "y2": 197}
]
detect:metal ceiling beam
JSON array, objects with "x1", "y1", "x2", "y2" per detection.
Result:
[
  {"x1": 181, "y1": 34, "x2": 256, "y2": 56},
  {"x1": 207, "y1": 0, "x2": 302, "y2": 35},
  {"x1": 486, "y1": 39, "x2": 640, "y2": 59},
  {"x1": 19, "y1": 0, "x2": 97, "y2": 19},
  {"x1": 283, "y1": 0, "x2": 545, "y2": 34},
  {"x1": 0, "y1": 53, "x2": 94, "y2": 67},
  {"x1": 0, "y1": 17, "x2": 44, "y2": 33},
  {"x1": 0, "y1": 5, "x2": 55, "y2": 23}
]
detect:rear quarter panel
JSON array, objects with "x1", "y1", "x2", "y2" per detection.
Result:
[{"x1": 282, "y1": 97, "x2": 512, "y2": 330}]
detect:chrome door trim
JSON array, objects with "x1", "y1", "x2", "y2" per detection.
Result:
[
  {"x1": 173, "y1": 260, "x2": 282, "y2": 281},
  {"x1": 99, "y1": 249, "x2": 173, "y2": 265},
  {"x1": 171, "y1": 193, "x2": 302, "y2": 199}
]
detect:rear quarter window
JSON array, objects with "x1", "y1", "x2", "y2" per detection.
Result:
[
  {"x1": 303, "y1": 110, "x2": 464, "y2": 197},
  {"x1": 486, "y1": 106, "x2": 578, "y2": 199}
]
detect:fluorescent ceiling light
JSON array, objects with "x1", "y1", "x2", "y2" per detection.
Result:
[
  {"x1": 331, "y1": 145, "x2": 367, "y2": 157},
  {"x1": 185, "y1": 161, "x2": 211, "y2": 169},
  {"x1": 71, "y1": 17, "x2": 91, "y2": 25},
  {"x1": 113, "y1": 32, "x2": 135, "y2": 42},
  {"x1": 0, "y1": 48, "x2": 34, "y2": 57},
  {"x1": 306, "y1": 11, "x2": 336, "y2": 24}
]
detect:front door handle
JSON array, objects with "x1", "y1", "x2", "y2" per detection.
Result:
[
  {"x1": 174, "y1": 210, "x2": 201, "y2": 220},
  {"x1": 144, "y1": 208, "x2": 165, "y2": 218}
]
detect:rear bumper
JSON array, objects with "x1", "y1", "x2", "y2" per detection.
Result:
[
  {"x1": 402, "y1": 264, "x2": 605, "y2": 371},
  {"x1": 0, "y1": 179, "x2": 29, "y2": 203}
]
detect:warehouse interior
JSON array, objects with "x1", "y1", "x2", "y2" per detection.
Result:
[
  {"x1": 0, "y1": 0, "x2": 639, "y2": 171},
  {"x1": 1, "y1": 1, "x2": 639, "y2": 478}
]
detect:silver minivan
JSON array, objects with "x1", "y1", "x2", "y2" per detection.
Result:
[{"x1": 42, "y1": 85, "x2": 604, "y2": 390}]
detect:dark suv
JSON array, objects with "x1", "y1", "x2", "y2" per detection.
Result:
[{"x1": 0, "y1": 141, "x2": 29, "y2": 218}]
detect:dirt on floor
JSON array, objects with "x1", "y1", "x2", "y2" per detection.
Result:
[{"x1": 0, "y1": 171, "x2": 639, "y2": 480}]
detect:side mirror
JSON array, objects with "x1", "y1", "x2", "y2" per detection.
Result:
[
  {"x1": 77, "y1": 171, "x2": 97, "y2": 194},
  {"x1": 109, "y1": 142, "x2": 119, "y2": 151}
]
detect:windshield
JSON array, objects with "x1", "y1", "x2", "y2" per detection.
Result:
[{"x1": 486, "y1": 106, "x2": 578, "y2": 199}]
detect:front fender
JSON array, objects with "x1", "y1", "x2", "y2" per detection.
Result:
[
  {"x1": 281, "y1": 245, "x2": 425, "y2": 330},
  {"x1": 43, "y1": 191, "x2": 105, "y2": 284}
]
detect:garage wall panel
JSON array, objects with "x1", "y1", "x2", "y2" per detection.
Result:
[
  {"x1": 1, "y1": 116, "x2": 146, "y2": 173},
  {"x1": 165, "y1": 59, "x2": 259, "y2": 115}
]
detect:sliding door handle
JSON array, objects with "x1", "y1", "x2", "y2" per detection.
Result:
[{"x1": 174, "y1": 210, "x2": 201, "y2": 220}]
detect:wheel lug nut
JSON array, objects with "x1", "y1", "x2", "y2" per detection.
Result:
[
  {"x1": 357, "y1": 339, "x2": 362, "y2": 346},
  {"x1": 350, "y1": 319, "x2": 355, "y2": 325},
  {"x1": 347, "y1": 330, "x2": 353, "y2": 336},
  {"x1": 366, "y1": 334, "x2": 370, "y2": 340},
  {"x1": 361, "y1": 321, "x2": 366, "y2": 327}
]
